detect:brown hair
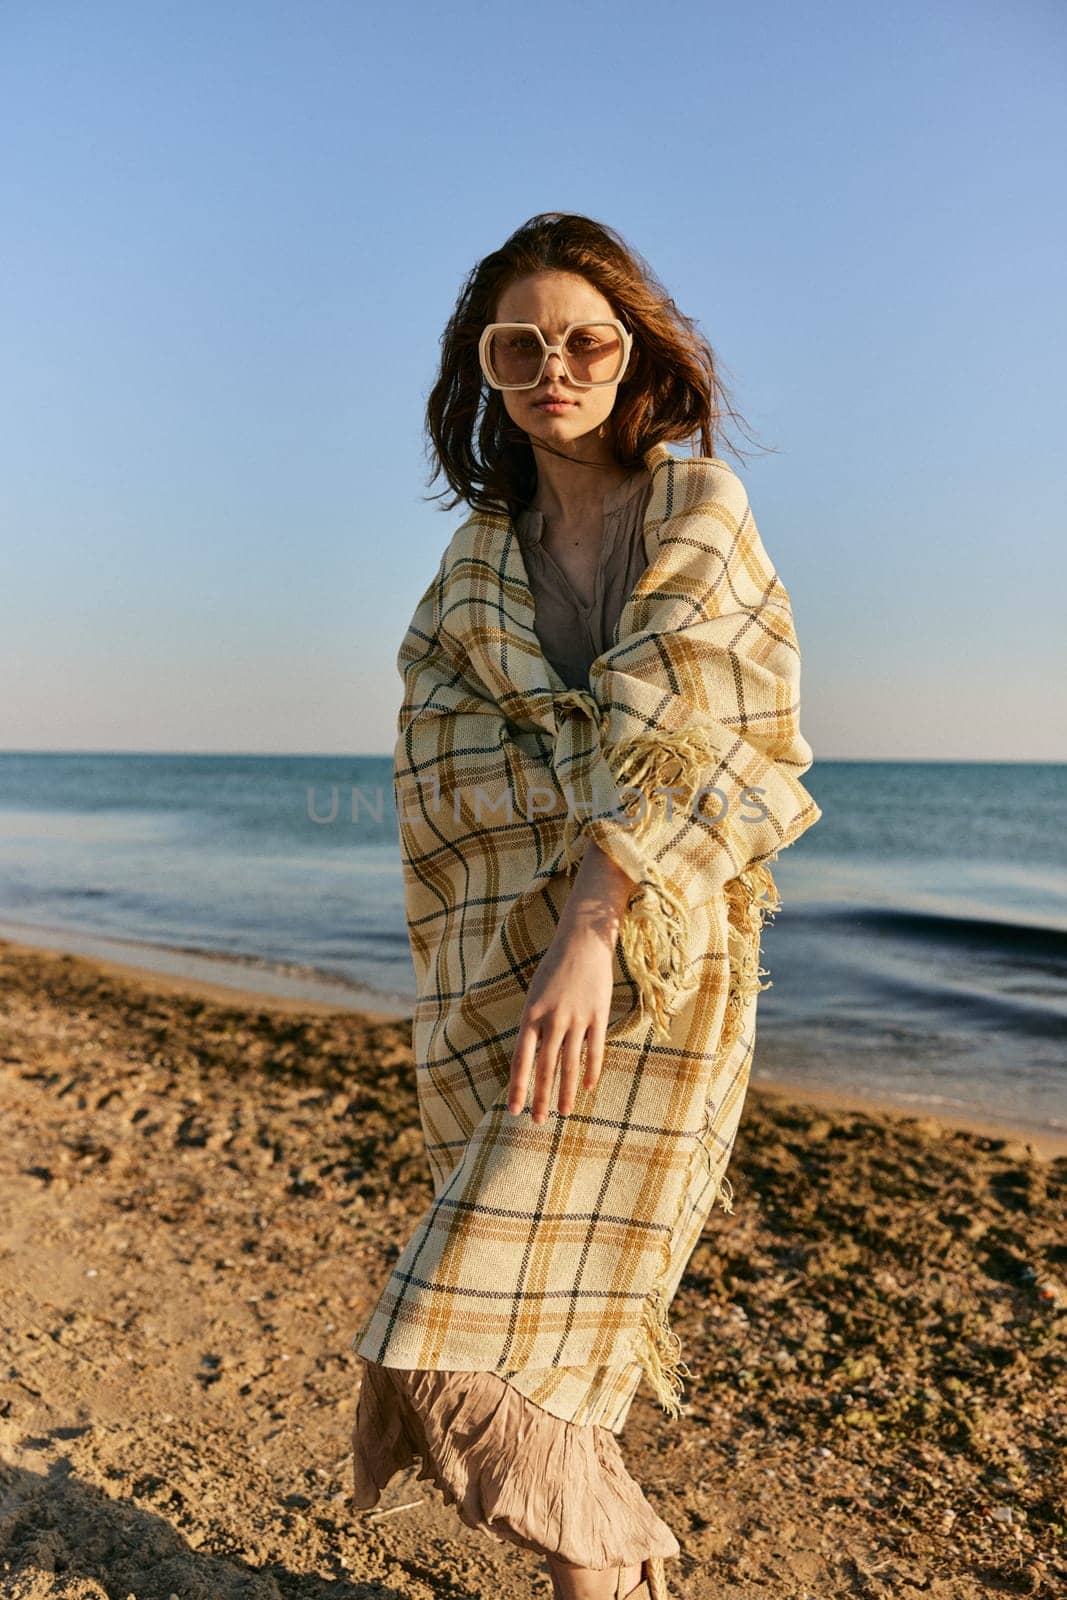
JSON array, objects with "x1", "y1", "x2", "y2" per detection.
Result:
[{"x1": 423, "y1": 211, "x2": 765, "y2": 518}]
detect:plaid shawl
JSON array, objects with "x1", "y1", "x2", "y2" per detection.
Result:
[{"x1": 351, "y1": 442, "x2": 822, "y2": 1429}]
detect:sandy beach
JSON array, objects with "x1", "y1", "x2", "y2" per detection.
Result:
[{"x1": 0, "y1": 933, "x2": 1063, "y2": 1599}]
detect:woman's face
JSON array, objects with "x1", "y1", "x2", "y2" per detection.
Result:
[{"x1": 491, "y1": 271, "x2": 627, "y2": 457}]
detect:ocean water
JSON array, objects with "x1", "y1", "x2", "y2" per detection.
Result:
[{"x1": 0, "y1": 753, "x2": 1063, "y2": 1138}]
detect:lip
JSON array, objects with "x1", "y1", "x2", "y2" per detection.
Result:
[{"x1": 534, "y1": 398, "x2": 576, "y2": 409}]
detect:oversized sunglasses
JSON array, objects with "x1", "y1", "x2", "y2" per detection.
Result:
[{"x1": 478, "y1": 320, "x2": 633, "y2": 390}]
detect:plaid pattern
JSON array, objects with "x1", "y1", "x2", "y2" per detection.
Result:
[{"x1": 351, "y1": 442, "x2": 821, "y2": 1430}]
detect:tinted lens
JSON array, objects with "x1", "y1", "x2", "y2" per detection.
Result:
[
  {"x1": 561, "y1": 323, "x2": 625, "y2": 383},
  {"x1": 485, "y1": 327, "x2": 545, "y2": 387},
  {"x1": 485, "y1": 323, "x2": 625, "y2": 386}
]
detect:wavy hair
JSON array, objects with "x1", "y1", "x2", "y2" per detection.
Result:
[{"x1": 423, "y1": 211, "x2": 765, "y2": 518}]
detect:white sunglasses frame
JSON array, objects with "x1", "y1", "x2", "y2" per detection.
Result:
[{"x1": 478, "y1": 319, "x2": 634, "y2": 391}]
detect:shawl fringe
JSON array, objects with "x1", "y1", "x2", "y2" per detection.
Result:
[
  {"x1": 616, "y1": 867, "x2": 701, "y2": 1044},
  {"x1": 559, "y1": 724, "x2": 726, "y2": 1042},
  {"x1": 598, "y1": 724, "x2": 726, "y2": 836},
  {"x1": 637, "y1": 1283, "x2": 693, "y2": 1420}
]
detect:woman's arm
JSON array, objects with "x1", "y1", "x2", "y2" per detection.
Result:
[{"x1": 507, "y1": 842, "x2": 636, "y2": 1124}]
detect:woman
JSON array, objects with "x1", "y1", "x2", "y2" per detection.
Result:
[{"x1": 349, "y1": 213, "x2": 821, "y2": 1600}]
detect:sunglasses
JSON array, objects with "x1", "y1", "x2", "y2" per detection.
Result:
[{"x1": 478, "y1": 320, "x2": 633, "y2": 390}]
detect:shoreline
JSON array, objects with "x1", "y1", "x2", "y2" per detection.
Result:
[
  {"x1": 751, "y1": 1077, "x2": 1067, "y2": 1160},
  {"x1": 0, "y1": 917, "x2": 410, "y2": 1023},
  {"x1": 1, "y1": 928, "x2": 1063, "y2": 1159}
]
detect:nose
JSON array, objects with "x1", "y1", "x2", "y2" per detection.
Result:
[{"x1": 542, "y1": 351, "x2": 568, "y2": 382}]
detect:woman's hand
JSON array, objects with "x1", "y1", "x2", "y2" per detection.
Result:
[{"x1": 507, "y1": 843, "x2": 636, "y2": 1124}]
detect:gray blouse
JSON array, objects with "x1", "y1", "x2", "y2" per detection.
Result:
[{"x1": 514, "y1": 468, "x2": 655, "y2": 690}]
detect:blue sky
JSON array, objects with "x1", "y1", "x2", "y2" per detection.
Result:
[{"x1": 1, "y1": 0, "x2": 1063, "y2": 759}]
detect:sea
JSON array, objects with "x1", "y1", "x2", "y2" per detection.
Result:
[{"x1": 0, "y1": 753, "x2": 1063, "y2": 1142}]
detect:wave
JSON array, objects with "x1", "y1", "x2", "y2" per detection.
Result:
[{"x1": 801, "y1": 904, "x2": 1067, "y2": 968}]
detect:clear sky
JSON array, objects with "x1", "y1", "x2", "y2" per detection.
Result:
[{"x1": 1, "y1": 1, "x2": 1063, "y2": 759}]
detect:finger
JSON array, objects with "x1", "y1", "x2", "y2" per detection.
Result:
[
  {"x1": 508, "y1": 1015, "x2": 541, "y2": 1115},
  {"x1": 583, "y1": 1016, "x2": 609, "y2": 1094},
  {"x1": 557, "y1": 1026, "x2": 587, "y2": 1118},
  {"x1": 530, "y1": 1023, "x2": 566, "y2": 1124}
]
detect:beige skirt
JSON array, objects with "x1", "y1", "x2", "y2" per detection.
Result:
[{"x1": 351, "y1": 1357, "x2": 681, "y2": 1571}]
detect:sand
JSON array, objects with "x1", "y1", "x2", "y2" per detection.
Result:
[{"x1": 0, "y1": 934, "x2": 1063, "y2": 1599}]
